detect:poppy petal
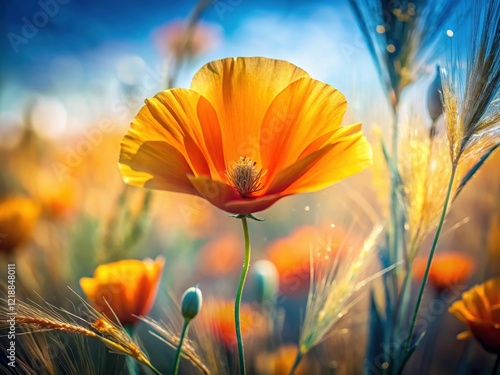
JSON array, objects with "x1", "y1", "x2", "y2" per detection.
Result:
[
  {"x1": 120, "y1": 88, "x2": 225, "y2": 188},
  {"x1": 224, "y1": 193, "x2": 285, "y2": 215},
  {"x1": 145, "y1": 89, "x2": 225, "y2": 177},
  {"x1": 260, "y1": 77, "x2": 347, "y2": 181},
  {"x1": 190, "y1": 57, "x2": 309, "y2": 164},
  {"x1": 266, "y1": 124, "x2": 371, "y2": 195},
  {"x1": 281, "y1": 124, "x2": 372, "y2": 195},
  {"x1": 265, "y1": 145, "x2": 336, "y2": 195},
  {"x1": 188, "y1": 175, "x2": 283, "y2": 214},
  {"x1": 121, "y1": 141, "x2": 197, "y2": 194},
  {"x1": 485, "y1": 278, "x2": 500, "y2": 306},
  {"x1": 463, "y1": 285, "x2": 490, "y2": 320},
  {"x1": 80, "y1": 277, "x2": 97, "y2": 301},
  {"x1": 188, "y1": 175, "x2": 241, "y2": 212},
  {"x1": 449, "y1": 300, "x2": 478, "y2": 323}
]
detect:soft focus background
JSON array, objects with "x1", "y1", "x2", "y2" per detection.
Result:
[
  {"x1": 1, "y1": 0, "x2": 498, "y2": 374},
  {"x1": 1, "y1": 0, "x2": 390, "y2": 138}
]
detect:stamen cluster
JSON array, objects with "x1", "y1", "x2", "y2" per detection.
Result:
[{"x1": 226, "y1": 157, "x2": 265, "y2": 197}]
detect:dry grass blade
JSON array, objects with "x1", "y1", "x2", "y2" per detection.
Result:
[
  {"x1": 442, "y1": 0, "x2": 500, "y2": 166},
  {"x1": 0, "y1": 295, "x2": 157, "y2": 374},
  {"x1": 348, "y1": 0, "x2": 456, "y2": 107},
  {"x1": 396, "y1": 120, "x2": 469, "y2": 261},
  {"x1": 298, "y1": 223, "x2": 386, "y2": 356},
  {"x1": 141, "y1": 316, "x2": 211, "y2": 375}
]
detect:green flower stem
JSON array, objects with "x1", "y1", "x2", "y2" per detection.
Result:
[
  {"x1": 398, "y1": 166, "x2": 457, "y2": 374},
  {"x1": 124, "y1": 325, "x2": 138, "y2": 375},
  {"x1": 173, "y1": 320, "x2": 190, "y2": 375},
  {"x1": 288, "y1": 351, "x2": 303, "y2": 375},
  {"x1": 235, "y1": 215, "x2": 251, "y2": 375}
]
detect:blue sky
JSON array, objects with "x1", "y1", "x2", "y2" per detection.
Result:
[{"x1": 0, "y1": 0, "x2": 395, "y2": 136}]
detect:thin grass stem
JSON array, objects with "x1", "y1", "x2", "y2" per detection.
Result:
[
  {"x1": 398, "y1": 166, "x2": 457, "y2": 374},
  {"x1": 288, "y1": 351, "x2": 303, "y2": 375}
]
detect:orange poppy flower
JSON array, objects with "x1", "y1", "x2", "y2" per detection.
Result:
[
  {"x1": 255, "y1": 344, "x2": 312, "y2": 375},
  {"x1": 197, "y1": 232, "x2": 243, "y2": 277},
  {"x1": 449, "y1": 277, "x2": 500, "y2": 354},
  {"x1": 200, "y1": 300, "x2": 266, "y2": 349},
  {"x1": 36, "y1": 174, "x2": 79, "y2": 219},
  {"x1": 119, "y1": 57, "x2": 372, "y2": 214},
  {"x1": 80, "y1": 257, "x2": 164, "y2": 326},
  {"x1": 413, "y1": 252, "x2": 474, "y2": 292},
  {"x1": 265, "y1": 225, "x2": 346, "y2": 296},
  {"x1": 0, "y1": 196, "x2": 40, "y2": 254}
]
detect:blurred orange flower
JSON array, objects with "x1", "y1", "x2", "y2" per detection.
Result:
[
  {"x1": 80, "y1": 257, "x2": 164, "y2": 326},
  {"x1": 449, "y1": 277, "x2": 500, "y2": 354},
  {"x1": 200, "y1": 300, "x2": 265, "y2": 349},
  {"x1": 152, "y1": 194, "x2": 217, "y2": 240},
  {"x1": 255, "y1": 344, "x2": 311, "y2": 375},
  {"x1": 0, "y1": 196, "x2": 40, "y2": 254},
  {"x1": 197, "y1": 233, "x2": 243, "y2": 277},
  {"x1": 36, "y1": 174, "x2": 79, "y2": 219},
  {"x1": 265, "y1": 225, "x2": 346, "y2": 296},
  {"x1": 413, "y1": 252, "x2": 474, "y2": 292},
  {"x1": 119, "y1": 57, "x2": 372, "y2": 214}
]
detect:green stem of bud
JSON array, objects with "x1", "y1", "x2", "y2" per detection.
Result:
[{"x1": 173, "y1": 320, "x2": 190, "y2": 375}]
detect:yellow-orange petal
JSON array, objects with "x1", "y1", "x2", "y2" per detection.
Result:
[
  {"x1": 265, "y1": 144, "x2": 336, "y2": 195},
  {"x1": 80, "y1": 258, "x2": 164, "y2": 325},
  {"x1": 283, "y1": 124, "x2": 372, "y2": 195},
  {"x1": 266, "y1": 124, "x2": 371, "y2": 195},
  {"x1": 449, "y1": 278, "x2": 500, "y2": 354},
  {"x1": 259, "y1": 77, "x2": 347, "y2": 182},
  {"x1": 449, "y1": 300, "x2": 479, "y2": 323},
  {"x1": 484, "y1": 278, "x2": 500, "y2": 307},
  {"x1": 144, "y1": 90, "x2": 225, "y2": 177},
  {"x1": 119, "y1": 88, "x2": 225, "y2": 191},
  {"x1": 79, "y1": 277, "x2": 97, "y2": 302},
  {"x1": 121, "y1": 141, "x2": 196, "y2": 193},
  {"x1": 139, "y1": 257, "x2": 165, "y2": 316},
  {"x1": 190, "y1": 57, "x2": 309, "y2": 164},
  {"x1": 126, "y1": 271, "x2": 148, "y2": 318},
  {"x1": 462, "y1": 285, "x2": 490, "y2": 321}
]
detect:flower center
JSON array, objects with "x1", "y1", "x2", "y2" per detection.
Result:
[{"x1": 226, "y1": 157, "x2": 266, "y2": 198}]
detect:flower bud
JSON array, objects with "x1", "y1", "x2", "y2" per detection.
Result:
[
  {"x1": 427, "y1": 65, "x2": 443, "y2": 122},
  {"x1": 181, "y1": 286, "x2": 202, "y2": 322},
  {"x1": 251, "y1": 260, "x2": 279, "y2": 305}
]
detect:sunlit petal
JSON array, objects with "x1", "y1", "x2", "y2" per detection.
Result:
[{"x1": 190, "y1": 57, "x2": 309, "y2": 164}]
